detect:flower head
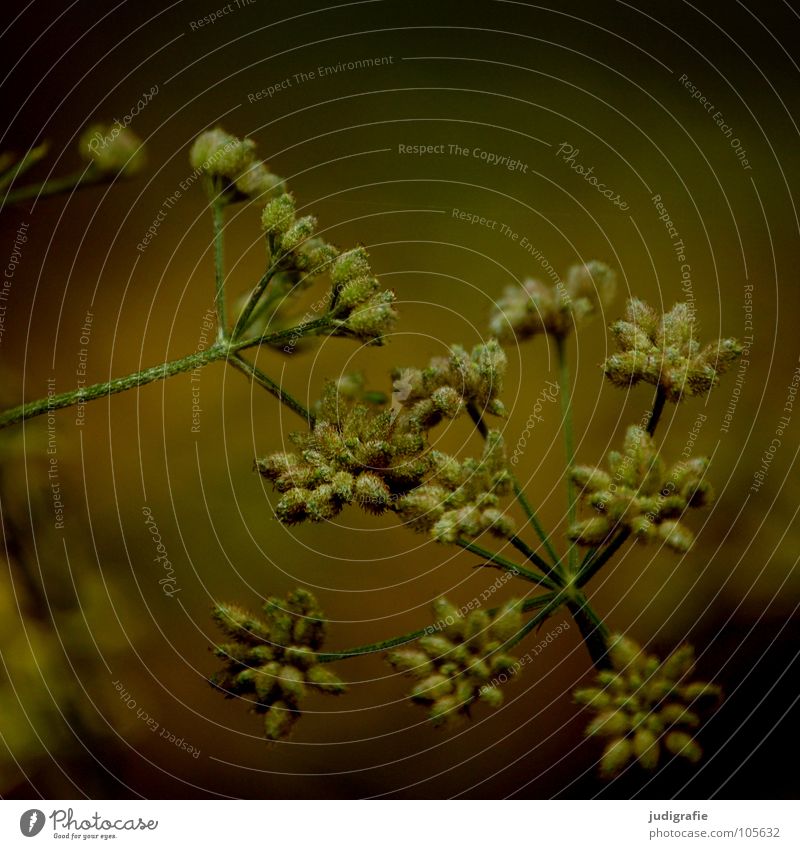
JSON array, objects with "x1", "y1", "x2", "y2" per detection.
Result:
[
  {"x1": 324, "y1": 247, "x2": 398, "y2": 345},
  {"x1": 190, "y1": 126, "x2": 284, "y2": 202},
  {"x1": 260, "y1": 193, "x2": 339, "y2": 283},
  {"x1": 395, "y1": 431, "x2": 516, "y2": 543},
  {"x1": 603, "y1": 299, "x2": 742, "y2": 402},
  {"x1": 257, "y1": 380, "x2": 434, "y2": 524},
  {"x1": 391, "y1": 339, "x2": 507, "y2": 421},
  {"x1": 574, "y1": 634, "x2": 721, "y2": 776},
  {"x1": 79, "y1": 124, "x2": 146, "y2": 177},
  {"x1": 210, "y1": 589, "x2": 345, "y2": 740},
  {"x1": 490, "y1": 261, "x2": 616, "y2": 342},
  {"x1": 388, "y1": 598, "x2": 522, "y2": 723},
  {"x1": 257, "y1": 346, "x2": 511, "y2": 535},
  {"x1": 569, "y1": 425, "x2": 712, "y2": 552}
]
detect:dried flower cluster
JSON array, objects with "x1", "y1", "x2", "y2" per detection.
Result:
[
  {"x1": 190, "y1": 126, "x2": 284, "y2": 202},
  {"x1": 391, "y1": 338, "x2": 507, "y2": 420},
  {"x1": 574, "y1": 634, "x2": 720, "y2": 776},
  {"x1": 569, "y1": 425, "x2": 713, "y2": 552},
  {"x1": 388, "y1": 598, "x2": 522, "y2": 722},
  {"x1": 326, "y1": 246, "x2": 398, "y2": 344},
  {"x1": 258, "y1": 342, "x2": 513, "y2": 540},
  {"x1": 603, "y1": 299, "x2": 742, "y2": 401},
  {"x1": 210, "y1": 589, "x2": 345, "y2": 740},
  {"x1": 489, "y1": 261, "x2": 617, "y2": 342},
  {"x1": 394, "y1": 430, "x2": 516, "y2": 543},
  {"x1": 260, "y1": 193, "x2": 339, "y2": 283}
]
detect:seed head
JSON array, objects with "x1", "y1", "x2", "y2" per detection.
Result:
[
  {"x1": 574, "y1": 634, "x2": 720, "y2": 777},
  {"x1": 210, "y1": 589, "x2": 345, "y2": 741},
  {"x1": 604, "y1": 299, "x2": 742, "y2": 401}
]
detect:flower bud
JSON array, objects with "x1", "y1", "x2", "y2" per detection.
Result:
[
  {"x1": 600, "y1": 737, "x2": 633, "y2": 776},
  {"x1": 80, "y1": 124, "x2": 146, "y2": 177}
]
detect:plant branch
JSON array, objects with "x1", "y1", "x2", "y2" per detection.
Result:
[
  {"x1": 2, "y1": 170, "x2": 103, "y2": 209},
  {"x1": 0, "y1": 143, "x2": 50, "y2": 192},
  {"x1": 500, "y1": 593, "x2": 565, "y2": 652},
  {"x1": 228, "y1": 354, "x2": 314, "y2": 426},
  {"x1": 466, "y1": 401, "x2": 561, "y2": 570},
  {"x1": 555, "y1": 335, "x2": 578, "y2": 573},
  {"x1": 566, "y1": 594, "x2": 612, "y2": 670},
  {"x1": 0, "y1": 317, "x2": 333, "y2": 430},
  {"x1": 507, "y1": 533, "x2": 563, "y2": 585},
  {"x1": 316, "y1": 592, "x2": 557, "y2": 662},
  {"x1": 212, "y1": 199, "x2": 227, "y2": 341},
  {"x1": 0, "y1": 345, "x2": 227, "y2": 429},
  {"x1": 454, "y1": 538, "x2": 557, "y2": 590},
  {"x1": 647, "y1": 384, "x2": 668, "y2": 436},
  {"x1": 512, "y1": 477, "x2": 561, "y2": 567},
  {"x1": 576, "y1": 528, "x2": 631, "y2": 587},
  {"x1": 232, "y1": 264, "x2": 277, "y2": 340}
]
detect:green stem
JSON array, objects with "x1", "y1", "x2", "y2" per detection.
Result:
[
  {"x1": 0, "y1": 317, "x2": 333, "y2": 430},
  {"x1": 512, "y1": 477, "x2": 561, "y2": 567},
  {"x1": 212, "y1": 200, "x2": 227, "y2": 341},
  {"x1": 316, "y1": 592, "x2": 557, "y2": 662},
  {"x1": 501, "y1": 593, "x2": 565, "y2": 652},
  {"x1": 0, "y1": 143, "x2": 50, "y2": 192},
  {"x1": 232, "y1": 264, "x2": 276, "y2": 340},
  {"x1": 466, "y1": 401, "x2": 560, "y2": 569},
  {"x1": 577, "y1": 528, "x2": 631, "y2": 587},
  {"x1": 566, "y1": 595, "x2": 611, "y2": 670},
  {"x1": 228, "y1": 354, "x2": 314, "y2": 426},
  {"x1": 2, "y1": 170, "x2": 103, "y2": 208},
  {"x1": 507, "y1": 534, "x2": 562, "y2": 585},
  {"x1": 555, "y1": 335, "x2": 577, "y2": 573},
  {"x1": 0, "y1": 345, "x2": 227, "y2": 429},
  {"x1": 454, "y1": 538, "x2": 557, "y2": 590},
  {"x1": 647, "y1": 384, "x2": 667, "y2": 436}
]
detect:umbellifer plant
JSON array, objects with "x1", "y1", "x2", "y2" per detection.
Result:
[{"x1": 1, "y1": 127, "x2": 742, "y2": 779}]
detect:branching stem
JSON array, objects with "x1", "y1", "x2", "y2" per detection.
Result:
[
  {"x1": 316, "y1": 592, "x2": 557, "y2": 662},
  {"x1": 454, "y1": 538, "x2": 557, "y2": 590}
]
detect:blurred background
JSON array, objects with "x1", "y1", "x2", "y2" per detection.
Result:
[{"x1": 0, "y1": 0, "x2": 798, "y2": 799}]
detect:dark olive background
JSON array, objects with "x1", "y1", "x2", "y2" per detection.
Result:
[{"x1": 1, "y1": 0, "x2": 798, "y2": 799}]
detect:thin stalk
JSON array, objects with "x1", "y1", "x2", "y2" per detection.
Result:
[
  {"x1": 555, "y1": 335, "x2": 578, "y2": 573},
  {"x1": 501, "y1": 593, "x2": 565, "y2": 652},
  {"x1": 228, "y1": 354, "x2": 314, "y2": 426},
  {"x1": 566, "y1": 595, "x2": 612, "y2": 670},
  {"x1": 2, "y1": 170, "x2": 102, "y2": 208},
  {"x1": 316, "y1": 592, "x2": 557, "y2": 662},
  {"x1": 212, "y1": 200, "x2": 227, "y2": 341},
  {"x1": 466, "y1": 401, "x2": 560, "y2": 569},
  {"x1": 0, "y1": 317, "x2": 333, "y2": 430},
  {"x1": 0, "y1": 345, "x2": 226, "y2": 429},
  {"x1": 647, "y1": 384, "x2": 667, "y2": 436},
  {"x1": 0, "y1": 143, "x2": 49, "y2": 192},
  {"x1": 577, "y1": 528, "x2": 631, "y2": 587},
  {"x1": 512, "y1": 477, "x2": 561, "y2": 567},
  {"x1": 507, "y1": 533, "x2": 562, "y2": 585},
  {"x1": 454, "y1": 538, "x2": 557, "y2": 590},
  {"x1": 232, "y1": 265, "x2": 276, "y2": 340}
]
